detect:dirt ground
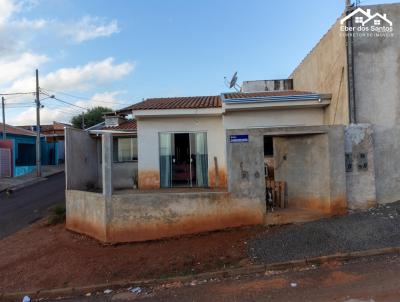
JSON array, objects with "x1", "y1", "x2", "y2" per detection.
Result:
[
  {"x1": 50, "y1": 254, "x2": 400, "y2": 302},
  {"x1": 0, "y1": 220, "x2": 265, "y2": 293}
]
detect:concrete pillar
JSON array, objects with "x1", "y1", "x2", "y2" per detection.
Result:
[{"x1": 102, "y1": 133, "x2": 113, "y2": 197}]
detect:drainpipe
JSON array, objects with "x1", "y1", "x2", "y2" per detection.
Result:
[{"x1": 345, "y1": 3, "x2": 357, "y2": 124}]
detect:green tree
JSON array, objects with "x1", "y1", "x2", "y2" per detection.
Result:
[{"x1": 71, "y1": 106, "x2": 112, "y2": 129}]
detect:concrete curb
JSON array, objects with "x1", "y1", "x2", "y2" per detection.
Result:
[{"x1": 1, "y1": 246, "x2": 400, "y2": 302}]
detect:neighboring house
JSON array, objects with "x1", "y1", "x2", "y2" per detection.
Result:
[
  {"x1": 0, "y1": 123, "x2": 44, "y2": 177},
  {"x1": 19, "y1": 121, "x2": 71, "y2": 164},
  {"x1": 291, "y1": 2, "x2": 399, "y2": 207}
]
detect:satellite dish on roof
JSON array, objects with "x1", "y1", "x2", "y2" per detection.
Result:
[
  {"x1": 224, "y1": 71, "x2": 240, "y2": 92},
  {"x1": 229, "y1": 71, "x2": 238, "y2": 88}
]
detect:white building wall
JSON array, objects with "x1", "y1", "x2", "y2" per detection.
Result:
[
  {"x1": 137, "y1": 116, "x2": 226, "y2": 189},
  {"x1": 223, "y1": 108, "x2": 325, "y2": 129}
]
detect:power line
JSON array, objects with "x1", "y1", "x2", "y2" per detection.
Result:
[
  {"x1": 40, "y1": 91, "x2": 88, "y2": 111},
  {"x1": 0, "y1": 92, "x2": 35, "y2": 96},
  {"x1": 41, "y1": 88, "x2": 132, "y2": 105}
]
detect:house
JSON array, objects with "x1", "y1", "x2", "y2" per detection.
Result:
[
  {"x1": 64, "y1": 2, "x2": 399, "y2": 244},
  {"x1": 19, "y1": 121, "x2": 72, "y2": 164},
  {"x1": 65, "y1": 83, "x2": 348, "y2": 243},
  {"x1": 0, "y1": 123, "x2": 43, "y2": 177}
]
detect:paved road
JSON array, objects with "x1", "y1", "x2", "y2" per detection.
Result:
[
  {"x1": 48, "y1": 254, "x2": 400, "y2": 302},
  {"x1": 0, "y1": 172, "x2": 65, "y2": 239}
]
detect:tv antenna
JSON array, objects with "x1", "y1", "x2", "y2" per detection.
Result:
[{"x1": 224, "y1": 71, "x2": 240, "y2": 92}]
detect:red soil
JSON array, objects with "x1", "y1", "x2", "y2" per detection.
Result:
[{"x1": 0, "y1": 221, "x2": 264, "y2": 293}]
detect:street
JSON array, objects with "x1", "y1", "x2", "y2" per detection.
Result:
[
  {"x1": 49, "y1": 254, "x2": 400, "y2": 302},
  {"x1": 0, "y1": 173, "x2": 65, "y2": 239}
]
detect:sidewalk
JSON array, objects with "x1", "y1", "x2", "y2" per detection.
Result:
[
  {"x1": 0, "y1": 165, "x2": 64, "y2": 192},
  {"x1": 249, "y1": 201, "x2": 400, "y2": 264}
]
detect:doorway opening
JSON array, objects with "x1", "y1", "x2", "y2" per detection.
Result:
[
  {"x1": 264, "y1": 136, "x2": 287, "y2": 212},
  {"x1": 160, "y1": 132, "x2": 208, "y2": 188}
]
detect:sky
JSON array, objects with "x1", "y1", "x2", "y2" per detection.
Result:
[{"x1": 0, "y1": 0, "x2": 398, "y2": 125}]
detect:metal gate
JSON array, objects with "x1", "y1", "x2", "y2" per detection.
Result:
[
  {"x1": 0, "y1": 148, "x2": 11, "y2": 177},
  {"x1": 266, "y1": 180, "x2": 287, "y2": 210}
]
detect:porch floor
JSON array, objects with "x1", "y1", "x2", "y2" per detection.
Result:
[
  {"x1": 265, "y1": 207, "x2": 332, "y2": 225},
  {"x1": 113, "y1": 187, "x2": 228, "y2": 195}
]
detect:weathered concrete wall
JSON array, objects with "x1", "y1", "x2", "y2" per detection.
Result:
[
  {"x1": 66, "y1": 189, "x2": 264, "y2": 243},
  {"x1": 137, "y1": 116, "x2": 226, "y2": 189},
  {"x1": 273, "y1": 134, "x2": 331, "y2": 211},
  {"x1": 66, "y1": 190, "x2": 106, "y2": 241},
  {"x1": 223, "y1": 108, "x2": 325, "y2": 130},
  {"x1": 353, "y1": 4, "x2": 400, "y2": 204},
  {"x1": 241, "y1": 79, "x2": 293, "y2": 92},
  {"x1": 290, "y1": 18, "x2": 349, "y2": 126},
  {"x1": 108, "y1": 192, "x2": 264, "y2": 243},
  {"x1": 65, "y1": 128, "x2": 98, "y2": 190},
  {"x1": 344, "y1": 124, "x2": 376, "y2": 209},
  {"x1": 98, "y1": 162, "x2": 138, "y2": 190},
  {"x1": 226, "y1": 126, "x2": 347, "y2": 215}
]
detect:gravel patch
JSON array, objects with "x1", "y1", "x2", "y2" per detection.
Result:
[{"x1": 248, "y1": 201, "x2": 400, "y2": 264}]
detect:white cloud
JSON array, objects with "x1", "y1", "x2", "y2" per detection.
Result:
[
  {"x1": 0, "y1": 0, "x2": 17, "y2": 25},
  {"x1": 10, "y1": 106, "x2": 67, "y2": 125},
  {"x1": 63, "y1": 15, "x2": 120, "y2": 43},
  {"x1": 75, "y1": 91, "x2": 126, "y2": 110},
  {"x1": 0, "y1": 52, "x2": 48, "y2": 85},
  {"x1": 11, "y1": 17, "x2": 48, "y2": 29},
  {"x1": 5, "y1": 57, "x2": 134, "y2": 92}
]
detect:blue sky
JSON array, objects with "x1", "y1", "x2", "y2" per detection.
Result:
[{"x1": 0, "y1": 0, "x2": 397, "y2": 125}]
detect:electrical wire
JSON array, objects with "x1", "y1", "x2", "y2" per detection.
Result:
[
  {"x1": 41, "y1": 88, "x2": 132, "y2": 106},
  {"x1": 0, "y1": 92, "x2": 35, "y2": 96},
  {"x1": 40, "y1": 91, "x2": 88, "y2": 111}
]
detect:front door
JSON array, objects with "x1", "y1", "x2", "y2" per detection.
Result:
[{"x1": 159, "y1": 132, "x2": 208, "y2": 188}]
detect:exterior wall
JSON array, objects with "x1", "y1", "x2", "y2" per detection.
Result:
[
  {"x1": 274, "y1": 134, "x2": 331, "y2": 211},
  {"x1": 108, "y1": 191, "x2": 263, "y2": 243},
  {"x1": 353, "y1": 4, "x2": 400, "y2": 204},
  {"x1": 65, "y1": 128, "x2": 98, "y2": 190},
  {"x1": 226, "y1": 126, "x2": 347, "y2": 216},
  {"x1": 0, "y1": 140, "x2": 13, "y2": 177},
  {"x1": 66, "y1": 190, "x2": 107, "y2": 241},
  {"x1": 241, "y1": 79, "x2": 293, "y2": 92},
  {"x1": 137, "y1": 116, "x2": 226, "y2": 189},
  {"x1": 345, "y1": 124, "x2": 376, "y2": 209},
  {"x1": 65, "y1": 190, "x2": 264, "y2": 243},
  {"x1": 223, "y1": 108, "x2": 324, "y2": 130},
  {"x1": 290, "y1": 19, "x2": 349, "y2": 126},
  {"x1": 98, "y1": 162, "x2": 138, "y2": 190},
  {"x1": 10, "y1": 135, "x2": 36, "y2": 177}
]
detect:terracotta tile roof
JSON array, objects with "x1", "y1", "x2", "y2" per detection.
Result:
[
  {"x1": 119, "y1": 96, "x2": 222, "y2": 112},
  {"x1": 102, "y1": 119, "x2": 137, "y2": 131},
  {"x1": 223, "y1": 90, "x2": 314, "y2": 99},
  {"x1": 0, "y1": 123, "x2": 37, "y2": 136}
]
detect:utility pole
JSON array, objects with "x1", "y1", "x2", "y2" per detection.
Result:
[
  {"x1": 35, "y1": 69, "x2": 41, "y2": 177},
  {"x1": 1, "y1": 97, "x2": 5, "y2": 140},
  {"x1": 81, "y1": 111, "x2": 85, "y2": 129}
]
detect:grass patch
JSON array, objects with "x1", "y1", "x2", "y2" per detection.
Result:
[{"x1": 47, "y1": 203, "x2": 66, "y2": 225}]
